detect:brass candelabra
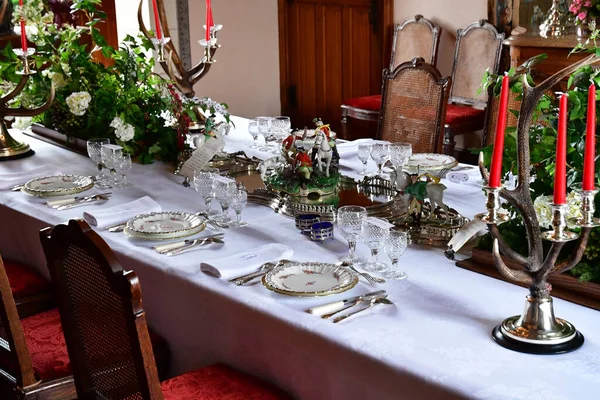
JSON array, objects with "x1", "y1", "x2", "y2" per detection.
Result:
[
  {"x1": 0, "y1": 50, "x2": 55, "y2": 160},
  {"x1": 478, "y1": 54, "x2": 599, "y2": 354}
]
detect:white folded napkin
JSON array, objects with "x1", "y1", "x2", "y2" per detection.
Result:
[
  {"x1": 199, "y1": 243, "x2": 293, "y2": 280},
  {"x1": 83, "y1": 196, "x2": 161, "y2": 229},
  {"x1": 0, "y1": 165, "x2": 59, "y2": 190}
]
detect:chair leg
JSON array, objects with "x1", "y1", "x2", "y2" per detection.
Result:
[{"x1": 444, "y1": 124, "x2": 456, "y2": 156}]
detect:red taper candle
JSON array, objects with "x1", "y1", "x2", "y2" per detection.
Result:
[
  {"x1": 19, "y1": 0, "x2": 27, "y2": 52},
  {"x1": 151, "y1": 0, "x2": 162, "y2": 40},
  {"x1": 554, "y1": 94, "x2": 568, "y2": 205},
  {"x1": 583, "y1": 83, "x2": 596, "y2": 191},
  {"x1": 206, "y1": 0, "x2": 213, "y2": 42},
  {"x1": 489, "y1": 74, "x2": 510, "y2": 188}
]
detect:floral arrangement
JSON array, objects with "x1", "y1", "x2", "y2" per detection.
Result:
[
  {"x1": 1, "y1": 0, "x2": 231, "y2": 164},
  {"x1": 569, "y1": 0, "x2": 600, "y2": 24},
  {"x1": 479, "y1": 37, "x2": 600, "y2": 283}
]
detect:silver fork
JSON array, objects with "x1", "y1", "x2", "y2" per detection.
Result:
[{"x1": 346, "y1": 264, "x2": 385, "y2": 286}]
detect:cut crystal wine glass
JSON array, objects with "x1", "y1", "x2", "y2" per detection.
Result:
[
  {"x1": 248, "y1": 119, "x2": 260, "y2": 149},
  {"x1": 193, "y1": 169, "x2": 219, "y2": 215},
  {"x1": 383, "y1": 230, "x2": 408, "y2": 280},
  {"x1": 87, "y1": 138, "x2": 110, "y2": 187},
  {"x1": 271, "y1": 116, "x2": 291, "y2": 154},
  {"x1": 389, "y1": 143, "x2": 412, "y2": 171},
  {"x1": 230, "y1": 188, "x2": 249, "y2": 227},
  {"x1": 213, "y1": 180, "x2": 238, "y2": 223},
  {"x1": 370, "y1": 143, "x2": 389, "y2": 176},
  {"x1": 257, "y1": 116, "x2": 273, "y2": 152},
  {"x1": 337, "y1": 206, "x2": 367, "y2": 264},
  {"x1": 100, "y1": 144, "x2": 123, "y2": 187},
  {"x1": 115, "y1": 153, "x2": 132, "y2": 188},
  {"x1": 357, "y1": 143, "x2": 371, "y2": 175},
  {"x1": 361, "y1": 218, "x2": 390, "y2": 273}
]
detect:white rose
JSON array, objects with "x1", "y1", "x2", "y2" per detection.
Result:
[
  {"x1": 111, "y1": 117, "x2": 135, "y2": 142},
  {"x1": 12, "y1": 117, "x2": 33, "y2": 131},
  {"x1": 65, "y1": 91, "x2": 92, "y2": 116}
]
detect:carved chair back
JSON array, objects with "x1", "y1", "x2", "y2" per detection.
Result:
[
  {"x1": 0, "y1": 255, "x2": 36, "y2": 392},
  {"x1": 40, "y1": 220, "x2": 163, "y2": 400},
  {"x1": 391, "y1": 15, "x2": 441, "y2": 70},
  {"x1": 377, "y1": 57, "x2": 450, "y2": 153},
  {"x1": 450, "y1": 20, "x2": 504, "y2": 108}
]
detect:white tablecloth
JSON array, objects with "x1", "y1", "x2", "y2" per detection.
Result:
[{"x1": 1, "y1": 120, "x2": 599, "y2": 400}]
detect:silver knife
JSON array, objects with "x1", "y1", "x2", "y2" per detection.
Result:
[
  {"x1": 307, "y1": 290, "x2": 386, "y2": 315},
  {"x1": 54, "y1": 194, "x2": 112, "y2": 210},
  {"x1": 165, "y1": 237, "x2": 224, "y2": 256},
  {"x1": 49, "y1": 192, "x2": 112, "y2": 208},
  {"x1": 154, "y1": 233, "x2": 225, "y2": 253}
]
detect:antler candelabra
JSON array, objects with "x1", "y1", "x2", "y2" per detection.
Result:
[
  {"x1": 477, "y1": 55, "x2": 599, "y2": 354},
  {"x1": 138, "y1": 0, "x2": 220, "y2": 110},
  {"x1": 0, "y1": 1, "x2": 54, "y2": 160}
]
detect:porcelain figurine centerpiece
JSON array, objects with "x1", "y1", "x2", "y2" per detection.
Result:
[{"x1": 262, "y1": 118, "x2": 341, "y2": 199}]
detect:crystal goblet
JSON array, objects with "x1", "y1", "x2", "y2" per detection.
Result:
[
  {"x1": 248, "y1": 119, "x2": 260, "y2": 149},
  {"x1": 271, "y1": 116, "x2": 291, "y2": 154},
  {"x1": 337, "y1": 206, "x2": 368, "y2": 264},
  {"x1": 87, "y1": 138, "x2": 110, "y2": 188},
  {"x1": 213, "y1": 180, "x2": 238, "y2": 223},
  {"x1": 230, "y1": 188, "x2": 249, "y2": 227},
  {"x1": 361, "y1": 218, "x2": 390, "y2": 273},
  {"x1": 357, "y1": 143, "x2": 371, "y2": 175},
  {"x1": 383, "y1": 230, "x2": 408, "y2": 280},
  {"x1": 114, "y1": 153, "x2": 132, "y2": 188},
  {"x1": 193, "y1": 169, "x2": 219, "y2": 216},
  {"x1": 389, "y1": 143, "x2": 412, "y2": 171},
  {"x1": 257, "y1": 116, "x2": 273, "y2": 152},
  {"x1": 370, "y1": 143, "x2": 390, "y2": 177},
  {"x1": 100, "y1": 144, "x2": 123, "y2": 187}
]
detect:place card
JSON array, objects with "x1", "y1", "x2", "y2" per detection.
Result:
[
  {"x1": 179, "y1": 137, "x2": 222, "y2": 179},
  {"x1": 365, "y1": 217, "x2": 394, "y2": 230}
]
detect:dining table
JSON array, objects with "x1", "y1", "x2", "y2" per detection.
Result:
[{"x1": 1, "y1": 117, "x2": 599, "y2": 400}]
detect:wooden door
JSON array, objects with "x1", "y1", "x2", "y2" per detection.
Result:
[{"x1": 278, "y1": 0, "x2": 393, "y2": 133}]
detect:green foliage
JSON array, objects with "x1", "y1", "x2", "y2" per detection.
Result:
[
  {"x1": 1, "y1": 0, "x2": 230, "y2": 164},
  {"x1": 478, "y1": 40, "x2": 600, "y2": 283}
]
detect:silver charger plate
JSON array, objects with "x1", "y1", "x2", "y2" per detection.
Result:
[
  {"x1": 404, "y1": 153, "x2": 458, "y2": 173},
  {"x1": 125, "y1": 212, "x2": 206, "y2": 240},
  {"x1": 262, "y1": 262, "x2": 358, "y2": 297},
  {"x1": 23, "y1": 175, "x2": 94, "y2": 197}
]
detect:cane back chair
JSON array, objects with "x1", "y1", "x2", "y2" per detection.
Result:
[
  {"x1": 341, "y1": 15, "x2": 441, "y2": 140},
  {"x1": 40, "y1": 220, "x2": 291, "y2": 400},
  {"x1": 444, "y1": 20, "x2": 504, "y2": 155},
  {"x1": 377, "y1": 57, "x2": 451, "y2": 154},
  {"x1": 0, "y1": 254, "x2": 76, "y2": 400}
]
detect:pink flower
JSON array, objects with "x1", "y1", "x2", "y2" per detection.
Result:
[
  {"x1": 579, "y1": 11, "x2": 588, "y2": 21},
  {"x1": 585, "y1": 1, "x2": 592, "y2": 7}
]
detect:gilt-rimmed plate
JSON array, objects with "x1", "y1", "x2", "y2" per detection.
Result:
[
  {"x1": 404, "y1": 153, "x2": 458, "y2": 172},
  {"x1": 262, "y1": 262, "x2": 358, "y2": 297},
  {"x1": 23, "y1": 175, "x2": 94, "y2": 197},
  {"x1": 125, "y1": 212, "x2": 206, "y2": 240}
]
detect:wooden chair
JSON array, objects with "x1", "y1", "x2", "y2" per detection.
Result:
[
  {"x1": 341, "y1": 15, "x2": 441, "y2": 141},
  {"x1": 3, "y1": 258, "x2": 54, "y2": 319},
  {"x1": 377, "y1": 57, "x2": 451, "y2": 154},
  {"x1": 444, "y1": 20, "x2": 504, "y2": 155},
  {"x1": 40, "y1": 220, "x2": 291, "y2": 400},
  {"x1": 0, "y1": 254, "x2": 76, "y2": 400}
]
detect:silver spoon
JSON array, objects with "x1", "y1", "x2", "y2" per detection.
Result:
[{"x1": 332, "y1": 297, "x2": 393, "y2": 323}]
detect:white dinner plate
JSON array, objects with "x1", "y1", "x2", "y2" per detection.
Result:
[
  {"x1": 22, "y1": 175, "x2": 94, "y2": 197},
  {"x1": 404, "y1": 153, "x2": 458, "y2": 172},
  {"x1": 125, "y1": 212, "x2": 206, "y2": 240},
  {"x1": 262, "y1": 262, "x2": 358, "y2": 297}
]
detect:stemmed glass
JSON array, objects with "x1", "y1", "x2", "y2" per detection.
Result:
[
  {"x1": 271, "y1": 116, "x2": 291, "y2": 154},
  {"x1": 357, "y1": 143, "x2": 371, "y2": 175},
  {"x1": 193, "y1": 169, "x2": 219, "y2": 215},
  {"x1": 383, "y1": 230, "x2": 408, "y2": 280},
  {"x1": 248, "y1": 119, "x2": 260, "y2": 149},
  {"x1": 230, "y1": 188, "x2": 249, "y2": 227},
  {"x1": 87, "y1": 138, "x2": 110, "y2": 188},
  {"x1": 213, "y1": 180, "x2": 238, "y2": 223},
  {"x1": 370, "y1": 143, "x2": 390, "y2": 177},
  {"x1": 337, "y1": 206, "x2": 368, "y2": 264},
  {"x1": 389, "y1": 143, "x2": 412, "y2": 172},
  {"x1": 361, "y1": 218, "x2": 390, "y2": 273},
  {"x1": 100, "y1": 144, "x2": 123, "y2": 187},
  {"x1": 257, "y1": 116, "x2": 273, "y2": 152},
  {"x1": 114, "y1": 154, "x2": 132, "y2": 188}
]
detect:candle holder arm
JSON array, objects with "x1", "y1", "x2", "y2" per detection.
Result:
[
  {"x1": 549, "y1": 228, "x2": 593, "y2": 275},
  {"x1": 0, "y1": 80, "x2": 55, "y2": 118},
  {"x1": 488, "y1": 224, "x2": 530, "y2": 267},
  {"x1": 0, "y1": 0, "x2": 7, "y2": 22},
  {"x1": 491, "y1": 239, "x2": 534, "y2": 285},
  {"x1": 0, "y1": 75, "x2": 31, "y2": 107}
]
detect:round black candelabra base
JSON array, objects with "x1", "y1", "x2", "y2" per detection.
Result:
[
  {"x1": 0, "y1": 148, "x2": 35, "y2": 162},
  {"x1": 492, "y1": 325, "x2": 584, "y2": 355}
]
